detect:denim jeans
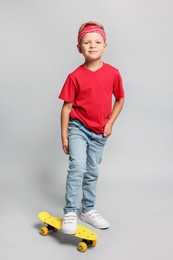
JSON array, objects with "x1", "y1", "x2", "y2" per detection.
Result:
[{"x1": 64, "y1": 119, "x2": 107, "y2": 213}]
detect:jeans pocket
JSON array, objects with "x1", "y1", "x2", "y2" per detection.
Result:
[
  {"x1": 68, "y1": 120, "x2": 76, "y2": 129},
  {"x1": 96, "y1": 134, "x2": 108, "y2": 146}
]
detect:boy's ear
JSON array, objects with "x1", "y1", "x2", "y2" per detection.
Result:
[
  {"x1": 103, "y1": 43, "x2": 107, "y2": 51},
  {"x1": 77, "y1": 44, "x2": 82, "y2": 53}
]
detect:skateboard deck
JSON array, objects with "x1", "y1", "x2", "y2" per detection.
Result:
[{"x1": 38, "y1": 211, "x2": 98, "y2": 252}]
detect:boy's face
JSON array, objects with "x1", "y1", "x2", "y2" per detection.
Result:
[{"x1": 77, "y1": 33, "x2": 107, "y2": 61}]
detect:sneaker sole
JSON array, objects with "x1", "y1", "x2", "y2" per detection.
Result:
[
  {"x1": 80, "y1": 216, "x2": 109, "y2": 229},
  {"x1": 61, "y1": 228, "x2": 77, "y2": 235}
]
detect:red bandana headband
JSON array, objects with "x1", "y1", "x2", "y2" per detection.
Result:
[{"x1": 78, "y1": 25, "x2": 106, "y2": 44}]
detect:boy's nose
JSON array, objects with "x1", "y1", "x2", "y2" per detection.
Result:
[{"x1": 90, "y1": 43, "x2": 96, "y2": 48}]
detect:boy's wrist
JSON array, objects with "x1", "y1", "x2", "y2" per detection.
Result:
[
  {"x1": 107, "y1": 118, "x2": 114, "y2": 127},
  {"x1": 61, "y1": 133, "x2": 68, "y2": 140}
]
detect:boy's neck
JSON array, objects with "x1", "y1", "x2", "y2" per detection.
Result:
[{"x1": 83, "y1": 60, "x2": 103, "y2": 71}]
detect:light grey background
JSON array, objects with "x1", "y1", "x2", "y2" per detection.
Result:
[{"x1": 0, "y1": 0, "x2": 173, "y2": 259}]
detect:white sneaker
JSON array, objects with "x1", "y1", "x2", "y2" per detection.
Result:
[
  {"x1": 80, "y1": 209, "x2": 109, "y2": 229},
  {"x1": 61, "y1": 212, "x2": 77, "y2": 234}
]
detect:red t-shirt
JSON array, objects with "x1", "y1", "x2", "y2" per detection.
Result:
[{"x1": 59, "y1": 63, "x2": 124, "y2": 134}]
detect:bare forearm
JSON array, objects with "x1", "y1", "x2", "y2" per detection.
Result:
[
  {"x1": 60, "y1": 102, "x2": 73, "y2": 153},
  {"x1": 104, "y1": 98, "x2": 124, "y2": 137},
  {"x1": 109, "y1": 98, "x2": 124, "y2": 125}
]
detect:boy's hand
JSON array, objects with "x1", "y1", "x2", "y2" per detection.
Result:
[
  {"x1": 62, "y1": 137, "x2": 69, "y2": 154},
  {"x1": 103, "y1": 121, "x2": 112, "y2": 138}
]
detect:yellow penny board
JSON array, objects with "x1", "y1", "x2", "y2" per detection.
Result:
[{"x1": 38, "y1": 211, "x2": 98, "y2": 252}]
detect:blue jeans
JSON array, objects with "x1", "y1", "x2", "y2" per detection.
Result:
[{"x1": 64, "y1": 119, "x2": 107, "y2": 213}]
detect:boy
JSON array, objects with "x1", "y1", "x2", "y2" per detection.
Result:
[{"x1": 59, "y1": 21, "x2": 125, "y2": 234}]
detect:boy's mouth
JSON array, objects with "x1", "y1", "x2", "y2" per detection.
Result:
[{"x1": 89, "y1": 51, "x2": 97, "y2": 54}]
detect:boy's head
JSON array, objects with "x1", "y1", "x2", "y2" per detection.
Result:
[{"x1": 77, "y1": 21, "x2": 106, "y2": 45}]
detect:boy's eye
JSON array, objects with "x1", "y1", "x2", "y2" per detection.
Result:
[{"x1": 82, "y1": 40, "x2": 103, "y2": 45}]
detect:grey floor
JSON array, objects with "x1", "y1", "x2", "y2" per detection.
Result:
[{"x1": 1, "y1": 140, "x2": 173, "y2": 260}]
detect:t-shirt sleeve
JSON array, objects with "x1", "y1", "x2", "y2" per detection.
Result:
[
  {"x1": 113, "y1": 71, "x2": 125, "y2": 99},
  {"x1": 58, "y1": 75, "x2": 76, "y2": 102}
]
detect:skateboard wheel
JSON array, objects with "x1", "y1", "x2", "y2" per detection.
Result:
[
  {"x1": 78, "y1": 242, "x2": 87, "y2": 252},
  {"x1": 40, "y1": 226, "x2": 49, "y2": 236},
  {"x1": 90, "y1": 240, "x2": 97, "y2": 247}
]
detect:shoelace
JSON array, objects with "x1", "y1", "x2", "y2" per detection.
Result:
[
  {"x1": 88, "y1": 210, "x2": 102, "y2": 220},
  {"x1": 64, "y1": 214, "x2": 76, "y2": 224}
]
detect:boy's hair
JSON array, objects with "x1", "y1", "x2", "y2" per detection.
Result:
[{"x1": 78, "y1": 21, "x2": 105, "y2": 33}]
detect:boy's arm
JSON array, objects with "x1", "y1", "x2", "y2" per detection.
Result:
[
  {"x1": 104, "y1": 98, "x2": 125, "y2": 138},
  {"x1": 60, "y1": 101, "x2": 73, "y2": 154}
]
